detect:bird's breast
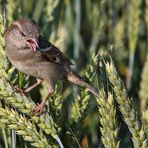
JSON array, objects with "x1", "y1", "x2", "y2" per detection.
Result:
[{"x1": 10, "y1": 59, "x2": 32, "y2": 74}]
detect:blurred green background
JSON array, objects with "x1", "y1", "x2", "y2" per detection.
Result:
[{"x1": 0, "y1": 0, "x2": 148, "y2": 147}]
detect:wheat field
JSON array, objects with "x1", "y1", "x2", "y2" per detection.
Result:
[{"x1": 0, "y1": 0, "x2": 148, "y2": 147}]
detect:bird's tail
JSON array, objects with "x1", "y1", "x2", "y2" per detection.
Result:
[{"x1": 67, "y1": 71, "x2": 99, "y2": 97}]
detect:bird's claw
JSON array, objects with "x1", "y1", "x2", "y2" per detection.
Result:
[
  {"x1": 14, "y1": 86, "x2": 26, "y2": 94},
  {"x1": 31, "y1": 103, "x2": 47, "y2": 115}
]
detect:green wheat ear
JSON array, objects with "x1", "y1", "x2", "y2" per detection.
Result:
[
  {"x1": 45, "y1": 0, "x2": 59, "y2": 21},
  {"x1": 127, "y1": 0, "x2": 141, "y2": 89},
  {"x1": 71, "y1": 52, "x2": 99, "y2": 123},
  {"x1": 97, "y1": 90, "x2": 120, "y2": 148},
  {"x1": 6, "y1": 0, "x2": 16, "y2": 23},
  {"x1": 140, "y1": 54, "x2": 148, "y2": 111},
  {"x1": 140, "y1": 54, "x2": 148, "y2": 139},
  {"x1": 0, "y1": 106, "x2": 49, "y2": 147},
  {"x1": 105, "y1": 58, "x2": 148, "y2": 148}
]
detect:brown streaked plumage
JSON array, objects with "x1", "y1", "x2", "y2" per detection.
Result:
[{"x1": 5, "y1": 18, "x2": 99, "y2": 114}]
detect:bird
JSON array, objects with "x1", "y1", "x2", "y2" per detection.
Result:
[{"x1": 5, "y1": 18, "x2": 99, "y2": 114}]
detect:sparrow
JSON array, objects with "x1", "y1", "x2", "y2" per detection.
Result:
[{"x1": 5, "y1": 18, "x2": 99, "y2": 114}]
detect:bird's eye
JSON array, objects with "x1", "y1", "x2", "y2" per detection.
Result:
[{"x1": 20, "y1": 31, "x2": 26, "y2": 37}]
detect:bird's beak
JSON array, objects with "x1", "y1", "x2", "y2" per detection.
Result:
[{"x1": 27, "y1": 37, "x2": 39, "y2": 52}]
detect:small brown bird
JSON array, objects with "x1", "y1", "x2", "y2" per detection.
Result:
[{"x1": 5, "y1": 18, "x2": 99, "y2": 114}]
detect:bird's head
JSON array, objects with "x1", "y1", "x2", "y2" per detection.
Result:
[{"x1": 5, "y1": 18, "x2": 39, "y2": 51}]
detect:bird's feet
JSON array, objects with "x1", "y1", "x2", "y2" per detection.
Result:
[
  {"x1": 32, "y1": 101, "x2": 47, "y2": 115},
  {"x1": 14, "y1": 86, "x2": 26, "y2": 94}
]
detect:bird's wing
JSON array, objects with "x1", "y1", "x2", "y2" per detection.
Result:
[{"x1": 38, "y1": 35, "x2": 72, "y2": 65}]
